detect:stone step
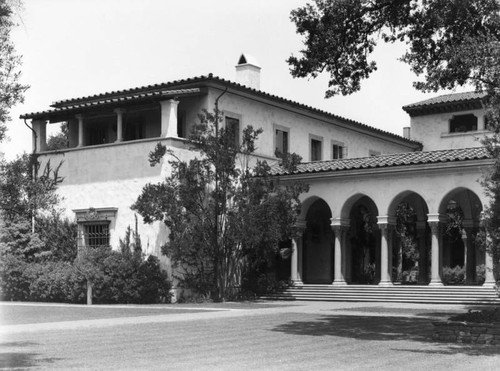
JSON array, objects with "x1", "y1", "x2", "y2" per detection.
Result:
[
  {"x1": 264, "y1": 284, "x2": 500, "y2": 305},
  {"x1": 283, "y1": 293, "x2": 497, "y2": 300},
  {"x1": 266, "y1": 295, "x2": 499, "y2": 305}
]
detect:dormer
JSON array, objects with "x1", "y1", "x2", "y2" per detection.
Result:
[{"x1": 402, "y1": 92, "x2": 489, "y2": 151}]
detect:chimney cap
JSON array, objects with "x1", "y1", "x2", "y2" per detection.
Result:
[{"x1": 237, "y1": 53, "x2": 261, "y2": 69}]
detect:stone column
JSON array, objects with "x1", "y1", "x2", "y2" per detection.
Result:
[
  {"x1": 462, "y1": 220, "x2": 476, "y2": 284},
  {"x1": 428, "y1": 213, "x2": 447, "y2": 286},
  {"x1": 160, "y1": 99, "x2": 179, "y2": 138},
  {"x1": 76, "y1": 114, "x2": 85, "y2": 147},
  {"x1": 377, "y1": 216, "x2": 396, "y2": 286},
  {"x1": 416, "y1": 221, "x2": 428, "y2": 284},
  {"x1": 484, "y1": 231, "x2": 496, "y2": 287},
  {"x1": 291, "y1": 220, "x2": 306, "y2": 284},
  {"x1": 114, "y1": 108, "x2": 125, "y2": 143},
  {"x1": 331, "y1": 218, "x2": 350, "y2": 286},
  {"x1": 32, "y1": 119, "x2": 47, "y2": 152}
]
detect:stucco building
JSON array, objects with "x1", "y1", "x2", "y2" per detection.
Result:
[{"x1": 21, "y1": 56, "x2": 496, "y2": 296}]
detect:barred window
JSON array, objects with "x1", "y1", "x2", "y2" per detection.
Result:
[{"x1": 81, "y1": 222, "x2": 110, "y2": 248}]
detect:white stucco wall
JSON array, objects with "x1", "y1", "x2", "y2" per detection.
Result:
[
  {"x1": 37, "y1": 138, "x2": 196, "y2": 258},
  {"x1": 295, "y1": 162, "x2": 489, "y2": 221},
  {"x1": 410, "y1": 109, "x2": 489, "y2": 151},
  {"x1": 210, "y1": 89, "x2": 416, "y2": 162},
  {"x1": 35, "y1": 87, "x2": 419, "y2": 263}
]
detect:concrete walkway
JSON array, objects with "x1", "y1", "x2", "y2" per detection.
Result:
[{"x1": 1, "y1": 301, "x2": 499, "y2": 370}]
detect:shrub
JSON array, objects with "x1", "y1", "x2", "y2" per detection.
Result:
[
  {"x1": 96, "y1": 252, "x2": 171, "y2": 304},
  {"x1": 27, "y1": 261, "x2": 86, "y2": 303},
  {"x1": 442, "y1": 265, "x2": 465, "y2": 285},
  {"x1": 0, "y1": 249, "x2": 170, "y2": 304},
  {"x1": 138, "y1": 255, "x2": 172, "y2": 303},
  {"x1": 0, "y1": 254, "x2": 86, "y2": 303},
  {"x1": 476, "y1": 264, "x2": 486, "y2": 284},
  {"x1": 0, "y1": 253, "x2": 30, "y2": 300}
]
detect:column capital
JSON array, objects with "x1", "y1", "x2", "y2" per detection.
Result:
[
  {"x1": 377, "y1": 215, "x2": 397, "y2": 226},
  {"x1": 160, "y1": 98, "x2": 179, "y2": 106},
  {"x1": 427, "y1": 213, "x2": 448, "y2": 224},
  {"x1": 114, "y1": 107, "x2": 126, "y2": 115},
  {"x1": 75, "y1": 114, "x2": 84, "y2": 120},
  {"x1": 330, "y1": 217, "x2": 350, "y2": 230}
]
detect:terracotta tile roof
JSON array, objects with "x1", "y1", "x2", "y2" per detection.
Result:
[
  {"x1": 20, "y1": 74, "x2": 419, "y2": 147},
  {"x1": 271, "y1": 147, "x2": 490, "y2": 176},
  {"x1": 20, "y1": 88, "x2": 203, "y2": 119},
  {"x1": 403, "y1": 91, "x2": 486, "y2": 117}
]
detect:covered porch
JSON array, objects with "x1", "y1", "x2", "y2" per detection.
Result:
[{"x1": 284, "y1": 148, "x2": 497, "y2": 289}]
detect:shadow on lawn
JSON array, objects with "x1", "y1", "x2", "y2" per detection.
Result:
[
  {"x1": 0, "y1": 341, "x2": 61, "y2": 369},
  {"x1": 271, "y1": 315, "x2": 500, "y2": 356}
]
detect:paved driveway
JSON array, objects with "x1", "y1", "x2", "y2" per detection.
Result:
[{"x1": 1, "y1": 301, "x2": 499, "y2": 370}]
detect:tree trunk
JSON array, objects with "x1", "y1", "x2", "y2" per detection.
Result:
[{"x1": 87, "y1": 279, "x2": 93, "y2": 305}]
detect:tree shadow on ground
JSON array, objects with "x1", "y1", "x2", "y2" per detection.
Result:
[
  {"x1": 0, "y1": 341, "x2": 61, "y2": 369},
  {"x1": 271, "y1": 315, "x2": 500, "y2": 356}
]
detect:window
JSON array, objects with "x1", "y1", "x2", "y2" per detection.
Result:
[
  {"x1": 275, "y1": 128, "x2": 289, "y2": 155},
  {"x1": 449, "y1": 114, "x2": 478, "y2": 133},
  {"x1": 225, "y1": 117, "x2": 240, "y2": 147},
  {"x1": 332, "y1": 142, "x2": 347, "y2": 159},
  {"x1": 310, "y1": 138, "x2": 322, "y2": 161},
  {"x1": 369, "y1": 150, "x2": 381, "y2": 157},
  {"x1": 74, "y1": 207, "x2": 117, "y2": 249},
  {"x1": 82, "y1": 223, "x2": 110, "y2": 248}
]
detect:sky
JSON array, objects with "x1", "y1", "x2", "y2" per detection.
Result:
[{"x1": 1, "y1": 0, "x2": 469, "y2": 160}]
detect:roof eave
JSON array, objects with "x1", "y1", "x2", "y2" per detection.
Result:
[{"x1": 403, "y1": 99, "x2": 483, "y2": 117}]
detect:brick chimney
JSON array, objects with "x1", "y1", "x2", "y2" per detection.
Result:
[{"x1": 235, "y1": 53, "x2": 261, "y2": 90}]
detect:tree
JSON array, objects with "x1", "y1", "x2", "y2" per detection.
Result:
[
  {"x1": 73, "y1": 244, "x2": 112, "y2": 305},
  {"x1": 0, "y1": 154, "x2": 73, "y2": 264},
  {"x1": 288, "y1": 0, "x2": 500, "y2": 275},
  {"x1": 46, "y1": 122, "x2": 69, "y2": 151},
  {"x1": 395, "y1": 203, "x2": 418, "y2": 282},
  {"x1": 0, "y1": 0, "x2": 28, "y2": 142},
  {"x1": 0, "y1": 153, "x2": 62, "y2": 224},
  {"x1": 132, "y1": 101, "x2": 308, "y2": 301},
  {"x1": 288, "y1": 0, "x2": 500, "y2": 97}
]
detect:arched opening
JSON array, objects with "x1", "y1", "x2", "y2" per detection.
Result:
[
  {"x1": 348, "y1": 196, "x2": 379, "y2": 284},
  {"x1": 302, "y1": 199, "x2": 333, "y2": 284},
  {"x1": 388, "y1": 192, "x2": 430, "y2": 285},
  {"x1": 439, "y1": 188, "x2": 483, "y2": 285}
]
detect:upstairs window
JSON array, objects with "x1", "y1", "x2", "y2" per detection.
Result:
[
  {"x1": 311, "y1": 138, "x2": 322, "y2": 161},
  {"x1": 449, "y1": 114, "x2": 478, "y2": 133},
  {"x1": 332, "y1": 143, "x2": 347, "y2": 159},
  {"x1": 225, "y1": 117, "x2": 240, "y2": 147},
  {"x1": 275, "y1": 128, "x2": 289, "y2": 155}
]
